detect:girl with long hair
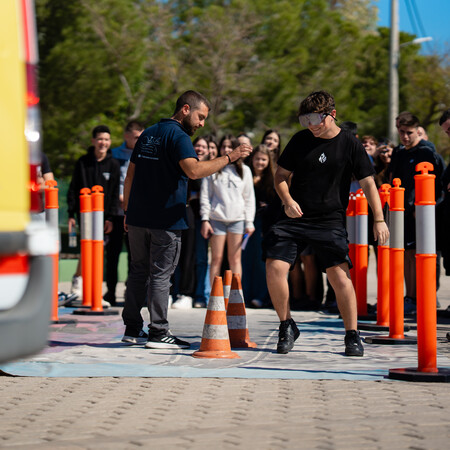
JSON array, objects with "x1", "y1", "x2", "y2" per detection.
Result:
[{"x1": 200, "y1": 134, "x2": 255, "y2": 286}]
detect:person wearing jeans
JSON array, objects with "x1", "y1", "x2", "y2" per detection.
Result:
[{"x1": 121, "y1": 90, "x2": 252, "y2": 349}]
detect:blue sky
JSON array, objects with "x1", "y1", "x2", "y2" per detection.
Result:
[{"x1": 375, "y1": 0, "x2": 449, "y2": 54}]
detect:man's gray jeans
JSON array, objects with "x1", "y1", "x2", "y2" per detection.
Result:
[{"x1": 122, "y1": 225, "x2": 181, "y2": 336}]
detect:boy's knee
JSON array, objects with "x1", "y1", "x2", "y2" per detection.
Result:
[{"x1": 266, "y1": 259, "x2": 288, "y2": 279}]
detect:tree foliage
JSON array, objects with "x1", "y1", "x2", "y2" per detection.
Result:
[{"x1": 35, "y1": 0, "x2": 450, "y2": 177}]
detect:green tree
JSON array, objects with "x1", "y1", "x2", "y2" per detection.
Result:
[{"x1": 36, "y1": 0, "x2": 450, "y2": 177}]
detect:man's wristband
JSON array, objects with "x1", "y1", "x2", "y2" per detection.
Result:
[
  {"x1": 374, "y1": 219, "x2": 384, "y2": 223},
  {"x1": 226, "y1": 154, "x2": 232, "y2": 164}
]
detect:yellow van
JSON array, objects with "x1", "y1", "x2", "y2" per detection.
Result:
[{"x1": 0, "y1": 0, "x2": 56, "y2": 363}]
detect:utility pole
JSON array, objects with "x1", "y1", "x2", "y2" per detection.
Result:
[{"x1": 388, "y1": 0, "x2": 399, "y2": 144}]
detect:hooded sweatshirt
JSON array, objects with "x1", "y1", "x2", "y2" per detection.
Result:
[
  {"x1": 67, "y1": 147, "x2": 120, "y2": 221},
  {"x1": 200, "y1": 164, "x2": 255, "y2": 229}
]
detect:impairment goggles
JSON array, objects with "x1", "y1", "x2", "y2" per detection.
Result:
[{"x1": 298, "y1": 112, "x2": 334, "y2": 128}]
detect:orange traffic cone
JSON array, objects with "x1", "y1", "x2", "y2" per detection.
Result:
[
  {"x1": 223, "y1": 269, "x2": 232, "y2": 310},
  {"x1": 192, "y1": 276, "x2": 240, "y2": 359},
  {"x1": 227, "y1": 273, "x2": 257, "y2": 348}
]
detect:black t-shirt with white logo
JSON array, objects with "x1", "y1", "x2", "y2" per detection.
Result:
[{"x1": 277, "y1": 129, "x2": 374, "y2": 226}]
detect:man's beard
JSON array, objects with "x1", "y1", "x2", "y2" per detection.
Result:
[{"x1": 181, "y1": 115, "x2": 196, "y2": 136}]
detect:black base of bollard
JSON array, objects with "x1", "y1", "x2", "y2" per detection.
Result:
[
  {"x1": 357, "y1": 313, "x2": 377, "y2": 321},
  {"x1": 51, "y1": 318, "x2": 77, "y2": 324},
  {"x1": 358, "y1": 322, "x2": 410, "y2": 332},
  {"x1": 437, "y1": 308, "x2": 450, "y2": 318},
  {"x1": 388, "y1": 367, "x2": 450, "y2": 382},
  {"x1": 72, "y1": 309, "x2": 119, "y2": 316},
  {"x1": 364, "y1": 335, "x2": 417, "y2": 345}
]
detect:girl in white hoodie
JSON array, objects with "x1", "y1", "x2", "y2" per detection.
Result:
[{"x1": 200, "y1": 135, "x2": 256, "y2": 286}]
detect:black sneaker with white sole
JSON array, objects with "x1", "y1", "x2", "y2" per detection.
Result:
[
  {"x1": 121, "y1": 329, "x2": 149, "y2": 345},
  {"x1": 344, "y1": 330, "x2": 364, "y2": 357},
  {"x1": 145, "y1": 333, "x2": 190, "y2": 349},
  {"x1": 276, "y1": 319, "x2": 300, "y2": 354}
]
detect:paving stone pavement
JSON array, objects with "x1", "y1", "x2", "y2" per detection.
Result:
[{"x1": 1, "y1": 377, "x2": 450, "y2": 449}]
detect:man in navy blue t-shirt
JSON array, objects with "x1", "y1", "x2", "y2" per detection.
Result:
[
  {"x1": 263, "y1": 91, "x2": 389, "y2": 356},
  {"x1": 121, "y1": 90, "x2": 252, "y2": 349}
]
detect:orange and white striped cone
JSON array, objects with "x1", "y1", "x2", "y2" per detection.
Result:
[
  {"x1": 223, "y1": 269, "x2": 232, "y2": 310},
  {"x1": 227, "y1": 273, "x2": 257, "y2": 349},
  {"x1": 193, "y1": 276, "x2": 240, "y2": 359}
]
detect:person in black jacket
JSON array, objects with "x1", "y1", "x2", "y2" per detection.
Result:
[{"x1": 67, "y1": 125, "x2": 120, "y2": 303}]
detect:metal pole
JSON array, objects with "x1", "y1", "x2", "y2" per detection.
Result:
[{"x1": 388, "y1": 0, "x2": 399, "y2": 144}]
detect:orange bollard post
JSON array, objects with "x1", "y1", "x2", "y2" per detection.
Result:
[
  {"x1": 79, "y1": 188, "x2": 93, "y2": 307},
  {"x1": 193, "y1": 276, "x2": 240, "y2": 359},
  {"x1": 355, "y1": 189, "x2": 371, "y2": 319},
  {"x1": 415, "y1": 163, "x2": 437, "y2": 372},
  {"x1": 223, "y1": 269, "x2": 232, "y2": 310},
  {"x1": 45, "y1": 179, "x2": 59, "y2": 323},
  {"x1": 227, "y1": 273, "x2": 257, "y2": 348},
  {"x1": 389, "y1": 163, "x2": 450, "y2": 381},
  {"x1": 389, "y1": 179, "x2": 406, "y2": 339},
  {"x1": 346, "y1": 193, "x2": 357, "y2": 289},
  {"x1": 91, "y1": 185, "x2": 104, "y2": 312},
  {"x1": 365, "y1": 178, "x2": 416, "y2": 345}
]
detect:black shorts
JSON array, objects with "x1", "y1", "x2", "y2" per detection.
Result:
[
  {"x1": 404, "y1": 211, "x2": 416, "y2": 250},
  {"x1": 262, "y1": 219, "x2": 352, "y2": 272}
]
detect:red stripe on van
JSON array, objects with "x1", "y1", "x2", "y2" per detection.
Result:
[{"x1": 0, "y1": 255, "x2": 29, "y2": 275}]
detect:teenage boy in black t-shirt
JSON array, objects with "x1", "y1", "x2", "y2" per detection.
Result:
[{"x1": 263, "y1": 91, "x2": 389, "y2": 356}]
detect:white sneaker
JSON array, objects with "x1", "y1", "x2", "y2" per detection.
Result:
[
  {"x1": 171, "y1": 295, "x2": 193, "y2": 309},
  {"x1": 102, "y1": 299, "x2": 111, "y2": 308},
  {"x1": 70, "y1": 275, "x2": 82, "y2": 297}
]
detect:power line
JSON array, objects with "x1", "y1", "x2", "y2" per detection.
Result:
[
  {"x1": 403, "y1": 0, "x2": 432, "y2": 52},
  {"x1": 404, "y1": 0, "x2": 419, "y2": 36},
  {"x1": 410, "y1": 0, "x2": 428, "y2": 38}
]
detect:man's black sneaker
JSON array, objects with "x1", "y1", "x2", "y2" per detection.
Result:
[
  {"x1": 344, "y1": 330, "x2": 364, "y2": 357},
  {"x1": 121, "y1": 329, "x2": 148, "y2": 345},
  {"x1": 289, "y1": 318, "x2": 300, "y2": 340},
  {"x1": 277, "y1": 319, "x2": 300, "y2": 354},
  {"x1": 145, "y1": 333, "x2": 190, "y2": 349}
]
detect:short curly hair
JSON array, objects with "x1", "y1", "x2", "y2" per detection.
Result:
[{"x1": 299, "y1": 91, "x2": 335, "y2": 116}]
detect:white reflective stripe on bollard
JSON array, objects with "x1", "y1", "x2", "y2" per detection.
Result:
[
  {"x1": 92, "y1": 211, "x2": 103, "y2": 241},
  {"x1": 389, "y1": 210, "x2": 404, "y2": 250},
  {"x1": 80, "y1": 212, "x2": 92, "y2": 240},
  {"x1": 416, "y1": 205, "x2": 436, "y2": 254},
  {"x1": 356, "y1": 214, "x2": 368, "y2": 245},
  {"x1": 45, "y1": 209, "x2": 58, "y2": 229}
]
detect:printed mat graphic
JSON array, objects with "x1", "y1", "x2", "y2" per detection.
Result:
[{"x1": 2, "y1": 307, "x2": 450, "y2": 380}]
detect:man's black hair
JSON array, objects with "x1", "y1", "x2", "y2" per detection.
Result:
[
  {"x1": 173, "y1": 90, "x2": 211, "y2": 115},
  {"x1": 92, "y1": 125, "x2": 111, "y2": 138}
]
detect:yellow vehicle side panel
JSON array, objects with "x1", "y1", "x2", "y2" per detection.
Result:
[{"x1": 0, "y1": 0, "x2": 30, "y2": 232}]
